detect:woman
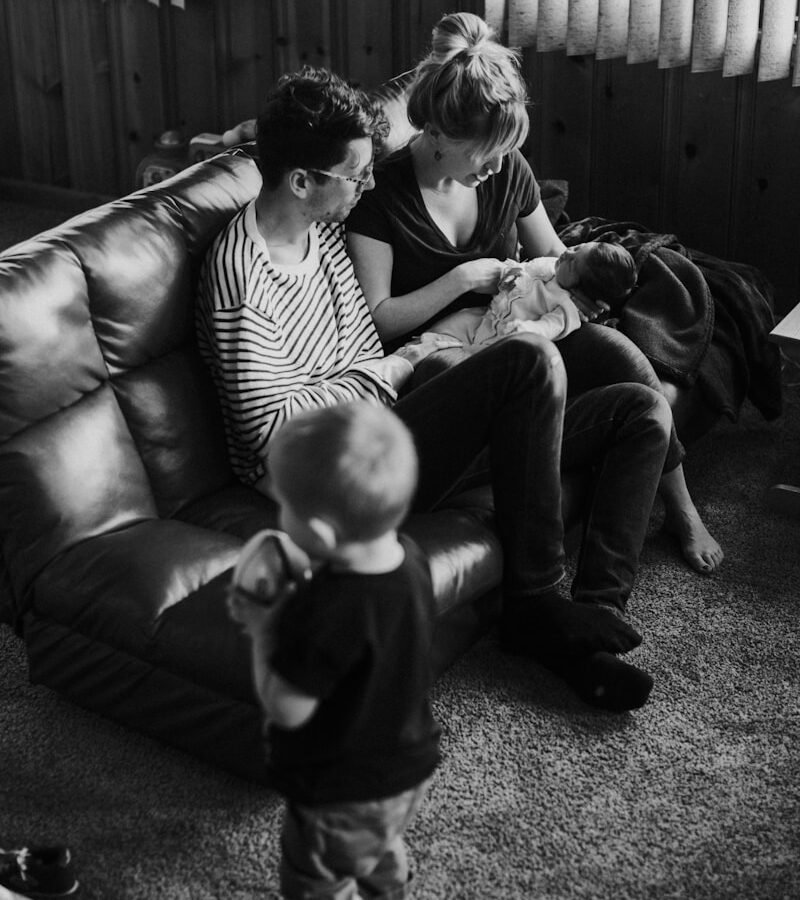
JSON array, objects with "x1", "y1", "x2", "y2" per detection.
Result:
[{"x1": 347, "y1": 11, "x2": 723, "y2": 575}]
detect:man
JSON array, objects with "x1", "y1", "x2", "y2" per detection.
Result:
[{"x1": 197, "y1": 67, "x2": 671, "y2": 712}]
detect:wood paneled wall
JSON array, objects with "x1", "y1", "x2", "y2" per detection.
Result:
[
  {"x1": 524, "y1": 51, "x2": 800, "y2": 314},
  {"x1": 0, "y1": 0, "x2": 474, "y2": 194},
  {"x1": 0, "y1": 0, "x2": 797, "y2": 312}
]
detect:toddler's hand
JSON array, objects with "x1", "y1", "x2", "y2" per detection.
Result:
[
  {"x1": 226, "y1": 529, "x2": 311, "y2": 637},
  {"x1": 226, "y1": 587, "x2": 281, "y2": 638}
]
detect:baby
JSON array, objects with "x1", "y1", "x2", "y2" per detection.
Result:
[{"x1": 430, "y1": 241, "x2": 637, "y2": 347}]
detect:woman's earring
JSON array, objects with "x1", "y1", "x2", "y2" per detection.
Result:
[{"x1": 434, "y1": 149, "x2": 442, "y2": 161}]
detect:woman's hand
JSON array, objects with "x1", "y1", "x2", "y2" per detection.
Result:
[
  {"x1": 456, "y1": 258, "x2": 508, "y2": 295},
  {"x1": 570, "y1": 286, "x2": 611, "y2": 322}
]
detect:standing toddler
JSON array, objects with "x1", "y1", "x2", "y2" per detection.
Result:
[{"x1": 228, "y1": 401, "x2": 440, "y2": 899}]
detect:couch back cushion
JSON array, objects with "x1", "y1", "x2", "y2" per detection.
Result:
[{"x1": 0, "y1": 152, "x2": 262, "y2": 600}]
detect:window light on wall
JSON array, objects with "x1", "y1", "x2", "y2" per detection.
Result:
[{"x1": 485, "y1": 0, "x2": 800, "y2": 86}]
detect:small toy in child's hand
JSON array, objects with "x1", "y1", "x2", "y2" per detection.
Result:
[{"x1": 228, "y1": 529, "x2": 312, "y2": 609}]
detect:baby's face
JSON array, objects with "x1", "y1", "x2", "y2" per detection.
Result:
[{"x1": 555, "y1": 242, "x2": 599, "y2": 289}]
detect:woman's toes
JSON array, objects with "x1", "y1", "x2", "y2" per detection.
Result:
[
  {"x1": 664, "y1": 510, "x2": 724, "y2": 575},
  {"x1": 682, "y1": 534, "x2": 724, "y2": 574}
]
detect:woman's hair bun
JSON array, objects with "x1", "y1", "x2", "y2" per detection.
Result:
[
  {"x1": 406, "y1": 11, "x2": 529, "y2": 155},
  {"x1": 430, "y1": 12, "x2": 494, "y2": 63}
]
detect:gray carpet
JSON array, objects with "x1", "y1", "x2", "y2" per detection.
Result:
[{"x1": 1, "y1": 204, "x2": 799, "y2": 898}]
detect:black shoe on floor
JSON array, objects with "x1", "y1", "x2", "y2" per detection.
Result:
[
  {"x1": 0, "y1": 846, "x2": 79, "y2": 898},
  {"x1": 558, "y1": 651, "x2": 654, "y2": 712}
]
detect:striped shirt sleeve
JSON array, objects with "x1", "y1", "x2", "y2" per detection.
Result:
[{"x1": 197, "y1": 208, "x2": 399, "y2": 485}]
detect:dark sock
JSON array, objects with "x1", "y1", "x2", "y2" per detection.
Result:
[
  {"x1": 500, "y1": 590, "x2": 642, "y2": 659},
  {"x1": 556, "y1": 651, "x2": 654, "y2": 712}
]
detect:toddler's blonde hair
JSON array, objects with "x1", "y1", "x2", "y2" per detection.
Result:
[{"x1": 269, "y1": 402, "x2": 418, "y2": 542}]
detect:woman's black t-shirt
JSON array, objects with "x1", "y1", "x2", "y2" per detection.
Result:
[{"x1": 347, "y1": 145, "x2": 541, "y2": 343}]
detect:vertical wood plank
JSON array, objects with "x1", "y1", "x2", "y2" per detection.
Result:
[
  {"x1": 737, "y1": 79, "x2": 800, "y2": 312},
  {"x1": 658, "y1": 67, "x2": 683, "y2": 227},
  {"x1": 388, "y1": 0, "x2": 416, "y2": 75},
  {"x1": 328, "y1": 0, "x2": 352, "y2": 77},
  {"x1": 4, "y1": 0, "x2": 69, "y2": 186},
  {"x1": 213, "y1": 0, "x2": 276, "y2": 132},
  {"x1": 340, "y1": 0, "x2": 394, "y2": 87},
  {"x1": 0, "y1": 0, "x2": 23, "y2": 180},
  {"x1": 292, "y1": 0, "x2": 334, "y2": 75},
  {"x1": 168, "y1": 0, "x2": 220, "y2": 140},
  {"x1": 272, "y1": 0, "x2": 300, "y2": 77},
  {"x1": 727, "y1": 68, "x2": 755, "y2": 265},
  {"x1": 520, "y1": 47, "x2": 545, "y2": 169},
  {"x1": 54, "y1": 0, "x2": 119, "y2": 194},
  {"x1": 589, "y1": 58, "x2": 665, "y2": 226},
  {"x1": 665, "y1": 70, "x2": 738, "y2": 257},
  {"x1": 106, "y1": 0, "x2": 168, "y2": 192},
  {"x1": 269, "y1": 0, "x2": 341, "y2": 80},
  {"x1": 525, "y1": 51, "x2": 594, "y2": 216}
]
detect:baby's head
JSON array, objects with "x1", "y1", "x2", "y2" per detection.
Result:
[
  {"x1": 556, "y1": 241, "x2": 637, "y2": 305},
  {"x1": 268, "y1": 402, "x2": 418, "y2": 558}
]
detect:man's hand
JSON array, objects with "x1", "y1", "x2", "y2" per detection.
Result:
[{"x1": 394, "y1": 333, "x2": 464, "y2": 368}]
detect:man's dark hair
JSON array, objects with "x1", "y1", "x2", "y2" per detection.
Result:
[{"x1": 256, "y1": 67, "x2": 388, "y2": 189}]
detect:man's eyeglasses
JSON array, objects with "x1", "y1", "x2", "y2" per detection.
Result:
[{"x1": 307, "y1": 166, "x2": 374, "y2": 187}]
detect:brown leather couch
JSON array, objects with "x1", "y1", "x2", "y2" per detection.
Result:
[{"x1": 0, "y1": 150, "x2": 591, "y2": 782}]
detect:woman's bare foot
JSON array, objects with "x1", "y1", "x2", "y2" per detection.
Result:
[
  {"x1": 663, "y1": 505, "x2": 724, "y2": 574},
  {"x1": 659, "y1": 465, "x2": 724, "y2": 575}
]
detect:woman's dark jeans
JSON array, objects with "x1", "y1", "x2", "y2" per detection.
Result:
[
  {"x1": 393, "y1": 334, "x2": 671, "y2": 615},
  {"x1": 557, "y1": 323, "x2": 684, "y2": 472}
]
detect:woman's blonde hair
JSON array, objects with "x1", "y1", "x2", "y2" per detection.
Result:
[{"x1": 407, "y1": 12, "x2": 529, "y2": 159}]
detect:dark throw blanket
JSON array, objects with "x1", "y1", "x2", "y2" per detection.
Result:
[{"x1": 559, "y1": 217, "x2": 782, "y2": 424}]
